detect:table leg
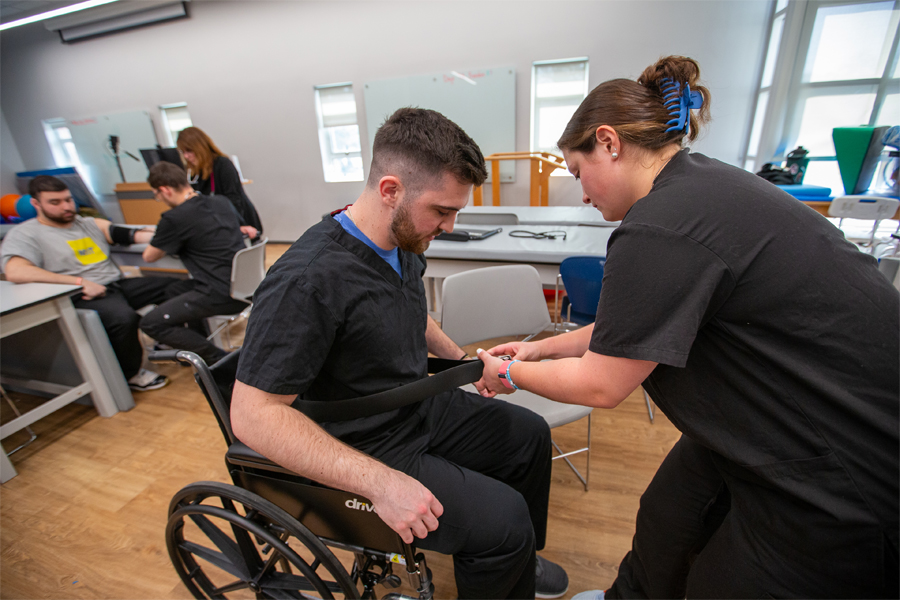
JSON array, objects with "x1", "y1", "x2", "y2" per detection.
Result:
[
  {"x1": 54, "y1": 297, "x2": 118, "y2": 418},
  {"x1": 0, "y1": 447, "x2": 16, "y2": 483}
]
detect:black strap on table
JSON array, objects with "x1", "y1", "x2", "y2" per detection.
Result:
[{"x1": 293, "y1": 358, "x2": 483, "y2": 423}]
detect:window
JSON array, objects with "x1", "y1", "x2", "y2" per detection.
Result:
[
  {"x1": 159, "y1": 103, "x2": 193, "y2": 147},
  {"x1": 314, "y1": 83, "x2": 364, "y2": 183},
  {"x1": 42, "y1": 118, "x2": 85, "y2": 173},
  {"x1": 530, "y1": 58, "x2": 589, "y2": 169},
  {"x1": 744, "y1": 0, "x2": 900, "y2": 193}
]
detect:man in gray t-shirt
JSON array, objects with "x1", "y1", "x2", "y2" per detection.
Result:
[
  {"x1": 1, "y1": 176, "x2": 178, "y2": 391},
  {"x1": 2, "y1": 216, "x2": 123, "y2": 286}
]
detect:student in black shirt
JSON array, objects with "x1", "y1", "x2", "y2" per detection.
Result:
[
  {"x1": 177, "y1": 126, "x2": 263, "y2": 233},
  {"x1": 231, "y1": 108, "x2": 568, "y2": 600},
  {"x1": 477, "y1": 56, "x2": 899, "y2": 598},
  {"x1": 139, "y1": 162, "x2": 253, "y2": 365}
]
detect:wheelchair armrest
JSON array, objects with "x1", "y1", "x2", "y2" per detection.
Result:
[
  {"x1": 148, "y1": 349, "x2": 196, "y2": 366},
  {"x1": 227, "y1": 441, "x2": 303, "y2": 477}
]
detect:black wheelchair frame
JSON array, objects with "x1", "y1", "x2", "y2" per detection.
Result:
[{"x1": 153, "y1": 349, "x2": 437, "y2": 600}]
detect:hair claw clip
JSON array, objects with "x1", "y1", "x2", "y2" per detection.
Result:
[{"x1": 661, "y1": 77, "x2": 703, "y2": 134}]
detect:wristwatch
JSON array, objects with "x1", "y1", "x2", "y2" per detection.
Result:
[{"x1": 498, "y1": 360, "x2": 517, "y2": 389}]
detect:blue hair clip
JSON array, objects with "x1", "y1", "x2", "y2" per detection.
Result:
[{"x1": 661, "y1": 77, "x2": 704, "y2": 133}]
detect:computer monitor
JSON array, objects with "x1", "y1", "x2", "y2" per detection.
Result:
[{"x1": 140, "y1": 147, "x2": 184, "y2": 170}]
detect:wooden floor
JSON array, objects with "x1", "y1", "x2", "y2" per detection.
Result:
[{"x1": 0, "y1": 244, "x2": 682, "y2": 599}]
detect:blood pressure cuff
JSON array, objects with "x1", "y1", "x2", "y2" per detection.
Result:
[
  {"x1": 292, "y1": 358, "x2": 483, "y2": 422},
  {"x1": 109, "y1": 224, "x2": 138, "y2": 246}
]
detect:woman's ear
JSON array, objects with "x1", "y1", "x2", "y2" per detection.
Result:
[{"x1": 594, "y1": 125, "x2": 621, "y2": 156}]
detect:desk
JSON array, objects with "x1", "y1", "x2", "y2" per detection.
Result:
[
  {"x1": 457, "y1": 206, "x2": 618, "y2": 227},
  {"x1": 423, "y1": 225, "x2": 612, "y2": 314},
  {"x1": 0, "y1": 281, "x2": 118, "y2": 483},
  {"x1": 115, "y1": 182, "x2": 169, "y2": 225},
  {"x1": 110, "y1": 243, "x2": 188, "y2": 275},
  {"x1": 802, "y1": 200, "x2": 900, "y2": 220},
  {"x1": 115, "y1": 180, "x2": 254, "y2": 225}
]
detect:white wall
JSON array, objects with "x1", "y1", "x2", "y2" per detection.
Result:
[
  {"x1": 0, "y1": 0, "x2": 772, "y2": 241},
  {"x1": 1, "y1": 107, "x2": 25, "y2": 196}
]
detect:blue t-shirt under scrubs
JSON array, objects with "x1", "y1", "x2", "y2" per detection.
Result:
[{"x1": 333, "y1": 210, "x2": 402, "y2": 277}]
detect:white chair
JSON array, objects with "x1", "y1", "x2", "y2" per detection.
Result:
[
  {"x1": 828, "y1": 196, "x2": 900, "y2": 250},
  {"x1": 440, "y1": 264, "x2": 594, "y2": 491},
  {"x1": 207, "y1": 237, "x2": 268, "y2": 349}
]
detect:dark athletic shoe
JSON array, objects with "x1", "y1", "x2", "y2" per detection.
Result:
[
  {"x1": 128, "y1": 368, "x2": 169, "y2": 391},
  {"x1": 536, "y1": 555, "x2": 568, "y2": 599}
]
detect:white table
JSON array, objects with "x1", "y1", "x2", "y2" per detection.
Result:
[
  {"x1": 110, "y1": 244, "x2": 187, "y2": 272},
  {"x1": 457, "y1": 206, "x2": 619, "y2": 227},
  {"x1": 0, "y1": 281, "x2": 118, "y2": 483},
  {"x1": 423, "y1": 225, "x2": 613, "y2": 315}
]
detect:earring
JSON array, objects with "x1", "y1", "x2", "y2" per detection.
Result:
[{"x1": 611, "y1": 149, "x2": 618, "y2": 159}]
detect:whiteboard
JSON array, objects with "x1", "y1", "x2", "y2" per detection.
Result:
[
  {"x1": 364, "y1": 66, "x2": 516, "y2": 182},
  {"x1": 66, "y1": 110, "x2": 159, "y2": 195}
]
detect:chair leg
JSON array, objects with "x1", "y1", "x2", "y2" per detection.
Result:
[
  {"x1": 550, "y1": 412, "x2": 591, "y2": 492},
  {"x1": 643, "y1": 389, "x2": 655, "y2": 424},
  {"x1": 206, "y1": 316, "x2": 236, "y2": 344},
  {"x1": 554, "y1": 275, "x2": 562, "y2": 334},
  {"x1": 585, "y1": 412, "x2": 591, "y2": 491},
  {"x1": 868, "y1": 219, "x2": 882, "y2": 250}
]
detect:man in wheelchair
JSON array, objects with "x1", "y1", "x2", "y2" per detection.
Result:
[{"x1": 231, "y1": 108, "x2": 568, "y2": 599}]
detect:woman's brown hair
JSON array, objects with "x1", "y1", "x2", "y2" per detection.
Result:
[
  {"x1": 557, "y1": 56, "x2": 711, "y2": 156},
  {"x1": 176, "y1": 127, "x2": 227, "y2": 181}
]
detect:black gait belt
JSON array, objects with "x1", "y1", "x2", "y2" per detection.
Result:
[{"x1": 293, "y1": 358, "x2": 484, "y2": 422}]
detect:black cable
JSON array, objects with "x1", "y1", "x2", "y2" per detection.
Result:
[{"x1": 508, "y1": 229, "x2": 567, "y2": 240}]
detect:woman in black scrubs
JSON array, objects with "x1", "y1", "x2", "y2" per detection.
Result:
[
  {"x1": 476, "y1": 55, "x2": 899, "y2": 598},
  {"x1": 176, "y1": 126, "x2": 263, "y2": 232}
]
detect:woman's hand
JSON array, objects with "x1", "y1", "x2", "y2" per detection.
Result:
[
  {"x1": 475, "y1": 348, "x2": 514, "y2": 396},
  {"x1": 487, "y1": 341, "x2": 542, "y2": 362}
]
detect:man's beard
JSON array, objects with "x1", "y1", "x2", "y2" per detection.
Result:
[
  {"x1": 390, "y1": 200, "x2": 439, "y2": 254},
  {"x1": 45, "y1": 211, "x2": 76, "y2": 225}
]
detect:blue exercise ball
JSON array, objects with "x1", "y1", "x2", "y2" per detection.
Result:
[{"x1": 15, "y1": 195, "x2": 37, "y2": 221}]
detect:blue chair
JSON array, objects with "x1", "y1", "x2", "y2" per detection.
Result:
[
  {"x1": 554, "y1": 256, "x2": 606, "y2": 331},
  {"x1": 554, "y1": 255, "x2": 655, "y2": 423}
]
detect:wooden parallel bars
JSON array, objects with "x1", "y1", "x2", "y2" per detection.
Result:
[{"x1": 473, "y1": 152, "x2": 567, "y2": 206}]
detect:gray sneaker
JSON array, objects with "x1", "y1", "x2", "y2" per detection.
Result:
[
  {"x1": 572, "y1": 591, "x2": 606, "y2": 600},
  {"x1": 535, "y1": 555, "x2": 568, "y2": 599},
  {"x1": 128, "y1": 368, "x2": 169, "y2": 391}
]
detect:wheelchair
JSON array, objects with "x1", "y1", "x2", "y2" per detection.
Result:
[{"x1": 153, "y1": 348, "x2": 480, "y2": 599}]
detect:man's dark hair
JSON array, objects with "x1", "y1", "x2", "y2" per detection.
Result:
[
  {"x1": 367, "y1": 108, "x2": 487, "y2": 197},
  {"x1": 148, "y1": 161, "x2": 190, "y2": 190},
  {"x1": 28, "y1": 175, "x2": 68, "y2": 199}
]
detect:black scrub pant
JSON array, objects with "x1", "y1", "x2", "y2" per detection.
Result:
[
  {"x1": 72, "y1": 276, "x2": 181, "y2": 379},
  {"x1": 607, "y1": 435, "x2": 899, "y2": 599},
  {"x1": 139, "y1": 279, "x2": 249, "y2": 365},
  {"x1": 606, "y1": 435, "x2": 729, "y2": 599},
  {"x1": 345, "y1": 388, "x2": 552, "y2": 600}
]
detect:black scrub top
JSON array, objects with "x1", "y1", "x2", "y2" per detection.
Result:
[
  {"x1": 236, "y1": 217, "x2": 429, "y2": 437},
  {"x1": 150, "y1": 193, "x2": 246, "y2": 297},
  {"x1": 590, "y1": 150, "x2": 899, "y2": 586},
  {"x1": 194, "y1": 155, "x2": 263, "y2": 233}
]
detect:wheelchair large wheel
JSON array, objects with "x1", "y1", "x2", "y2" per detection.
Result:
[{"x1": 167, "y1": 481, "x2": 360, "y2": 599}]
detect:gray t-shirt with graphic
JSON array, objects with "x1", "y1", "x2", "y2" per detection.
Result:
[{"x1": 1, "y1": 216, "x2": 122, "y2": 285}]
